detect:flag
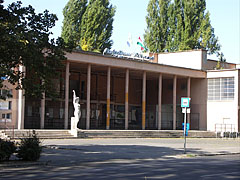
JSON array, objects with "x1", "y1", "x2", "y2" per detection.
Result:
[
  {"x1": 137, "y1": 36, "x2": 146, "y2": 51},
  {"x1": 127, "y1": 33, "x2": 132, "y2": 47}
]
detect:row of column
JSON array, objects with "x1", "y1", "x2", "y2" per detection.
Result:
[{"x1": 40, "y1": 62, "x2": 191, "y2": 130}]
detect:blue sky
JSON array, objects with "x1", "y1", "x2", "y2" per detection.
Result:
[{"x1": 3, "y1": 0, "x2": 240, "y2": 64}]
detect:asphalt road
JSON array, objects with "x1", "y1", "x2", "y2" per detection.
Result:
[{"x1": 0, "y1": 138, "x2": 239, "y2": 179}]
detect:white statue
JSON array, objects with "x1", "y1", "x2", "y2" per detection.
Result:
[
  {"x1": 73, "y1": 90, "x2": 81, "y2": 120},
  {"x1": 72, "y1": 90, "x2": 80, "y2": 130}
]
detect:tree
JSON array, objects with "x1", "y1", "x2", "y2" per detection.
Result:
[
  {"x1": 62, "y1": 0, "x2": 116, "y2": 53},
  {"x1": 144, "y1": 0, "x2": 221, "y2": 55},
  {"x1": 144, "y1": 0, "x2": 161, "y2": 53},
  {"x1": 0, "y1": 0, "x2": 67, "y2": 99},
  {"x1": 61, "y1": 0, "x2": 87, "y2": 47}
]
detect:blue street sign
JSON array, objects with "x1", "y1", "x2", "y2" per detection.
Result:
[
  {"x1": 181, "y1": 97, "x2": 190, "y2": 108},
  {"x1": 182, "y1": 123, "x2": 190, "y2": 136}
]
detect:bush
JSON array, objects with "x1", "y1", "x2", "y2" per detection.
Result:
[
  {"x1": 17, "y1": 131, "x2": 42, "y2": 161},
  {"x1": 0, "y1": 139, "x2": 16, "y2": 161}
]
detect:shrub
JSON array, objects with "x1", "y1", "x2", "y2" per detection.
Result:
[
  {"x1": 0, "y1": 139, "x2": 16, "y2": 161},
  {"x1": 17, "y1": 131, "x2": 42, "y2": 161}
]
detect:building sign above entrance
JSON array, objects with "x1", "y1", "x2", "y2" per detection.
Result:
[{"x1": 103, "y1": 48, "x2": 154, "y2": 61}]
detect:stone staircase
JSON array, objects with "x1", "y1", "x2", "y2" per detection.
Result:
[
  {"x1": 1, "y1": 129, "x2": 75, "y2": 139},
  {"x1": 1, "y1": 129, "x2": 216, "y2": 139},
  {"x1": 78, "y1": 130, "x2": 216, "y2": 138}
]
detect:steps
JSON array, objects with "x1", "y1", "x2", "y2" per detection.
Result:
[
  {"x1": 78, "y1": 130, "x2": 216, "y2": 138},
  {"x1": 1, "y1": 129, "x2": 216, "y2": 139},
  {"x1": 2, "y1": 130, "x2": 75, "y2": 139}
]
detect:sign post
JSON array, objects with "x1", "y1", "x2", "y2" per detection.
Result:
[
  {"x1": 181, "y1": 97, "x2": 191, "y2": 154},
  {"x1": 184, "y1": 107, "x2": 187, "y2": 153}
]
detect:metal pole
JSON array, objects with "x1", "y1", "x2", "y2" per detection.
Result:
[{"x1": 184, "y1": 107, "x2": 187, "y2": 154}]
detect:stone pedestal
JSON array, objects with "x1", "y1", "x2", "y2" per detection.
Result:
[{"x1": 70, "y1": 117, "x2": 79, "y2": 137}]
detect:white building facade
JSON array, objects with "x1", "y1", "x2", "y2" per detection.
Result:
[{"x1": 207, "y1": 69, "x2": 239, "y2": 132}]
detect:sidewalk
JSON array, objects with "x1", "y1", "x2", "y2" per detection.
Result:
[
  {"x1": 39, "y1": 138, "x2": 240, "y2": 165},
  {"x1": 1, "y1": 138, "x2": 239, "y2": 180}
]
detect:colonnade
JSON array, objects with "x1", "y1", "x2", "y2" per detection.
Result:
[{"x1": 39, "y1": 62, "x2": 191, "y2": 130}]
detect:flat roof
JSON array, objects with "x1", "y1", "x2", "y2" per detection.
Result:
[{"x1": 65, "y1": 50, "x2": 206, "y2": 78}]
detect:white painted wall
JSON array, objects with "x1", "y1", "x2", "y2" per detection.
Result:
[
  {"x1": 207, "y1": 70, "x2": 239, "y2": 132},
  {"x1": 158, "y1": 50, "x2": 206, "y2": 70}
]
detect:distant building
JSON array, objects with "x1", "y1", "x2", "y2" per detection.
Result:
[{"x1": 0, "y1": 49, "x2": 239, "y2": 132}]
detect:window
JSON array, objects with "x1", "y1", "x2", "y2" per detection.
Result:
[
  {"x1": 0, "y1": 89, "x2": 12, "y2": 99},
  {"x1": 8, "y1": 101, "x2": 12, "y2": 110},
  {"x1": 208, "y1": 77, "x2": 234, "y2": 101},
  {"x1": 6, "y1": 113, "x2": 11, "y2": 119}
]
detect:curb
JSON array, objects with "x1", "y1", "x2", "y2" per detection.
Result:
[{"x1": 169, "y1": 152, "x2": 240, "y2": 158}]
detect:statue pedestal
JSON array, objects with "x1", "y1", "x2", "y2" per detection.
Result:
[{"x1": 70, "y1": 117, "x2": 79, "y2": 137}]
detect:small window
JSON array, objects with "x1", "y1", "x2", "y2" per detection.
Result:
[
  {"x1": 6, "y1": 113, "x2": 11, "y2": 119},
  {"x1": 8, "y1": 101, "x2": 12, "y2": 110},
  {"x1": 2, "y1": 114, "x2": 5, "y2": 118}
]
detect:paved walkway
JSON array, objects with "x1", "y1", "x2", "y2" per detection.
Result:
[
  {"x1": 38, "y1": 138, "x2": 240, "y2": 166},
  {"x1": 1, "y1": 138, "x2": 239, "y2": 179}
]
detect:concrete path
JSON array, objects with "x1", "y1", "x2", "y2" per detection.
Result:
[{"x1": 0, "y1": 138, "x2": 239, "y2": 179}]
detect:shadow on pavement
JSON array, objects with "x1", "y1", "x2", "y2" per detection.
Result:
[{"x1": 1, "y1": 144, "x2": 240, "y2": 179}]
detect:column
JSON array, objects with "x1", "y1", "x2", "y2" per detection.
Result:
[
  {"x1": 17, "y1": 65, "x2": 26, "y2": 129},
  {"x1": 187, "y1": 77, "x2": 191, "y2": 126},
  {"x1": 17, "y1": 85, "x2": 23, "y2": 129},
  {"x1": 106, "y1": 66, "x2": 111, "y2": 130},
  {"x1": 64, "y1": 62, "x2": 70, "y2": 129},
  {"x1": 86, "y1": 64, "x2": 91, "y2": 129},
  {"x1": 21, "y1": 90, "x2": 25, "y2": 129},
  {"x1": 158, "y1": 73, "x2": 162, "y2": 130},
  {"x1": 173, "y1": 75, "x2": 177, "y2": 130},
  {"x1": 40, "y1": 93, "x2": 45, "y2": 129},
  {"x1": 17, "y1": 66, "x2": 23, "y2": 129},
  {"x1": 125, "y1": 69, "x2": 129, "y2": 130},
  {"x1": 142, "y1": 71, "x2": 146, "y2": 130}
]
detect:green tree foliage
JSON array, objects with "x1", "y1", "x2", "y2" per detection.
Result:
[
  {"x1": 144, "y1": 0, "x2": 221, "y2": 55},
  {"x1": 62, "y1": 0, "x2": 116, "y2": 53},
  {"x1": 144, "y1": 0, "x2": 161, "y2": 53},
  {"x1": 61, "y1": 0, "x2": 87, "y2": 46},
  {"x1": 0, "y1": 0, "x2": 67, "y2": 99}
]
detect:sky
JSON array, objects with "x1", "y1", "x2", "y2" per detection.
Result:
[{"x1": 3, "y1": 0, "x2": 240, "y2": 64}]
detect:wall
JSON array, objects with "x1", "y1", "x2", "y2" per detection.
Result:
[
  {"x1": 207, "y1": 70, "x2": 239, "y2": 132},
  {"x1": 203, "y1": 60, "x2": 236, "y2": 70},
  {"x1": 158, "y1": 49, "x2": 206, "y2": 70},
  {"x1": 113, "y1": 76, "x2": 125, "y2": 104},
  {"x1": 191, "y1": 78, "x2": 207, "y2": 130},
  {"x1": 0, "y1": 81, "x2": 18, "y2": 129},
  {"x1": 238, "y1": 70, "x2": 240, "y2": 132}
]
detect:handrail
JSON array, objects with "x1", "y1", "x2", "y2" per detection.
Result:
[{"x1": 215, "y1": 123, "x2": 235, "y2": 133}]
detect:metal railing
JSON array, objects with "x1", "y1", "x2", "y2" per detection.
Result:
[
  {"x1": 215, "y1": 123, "x2": 239, "y2": 138},
  {"x1": 215, "y1": 123, "x2": 236, "y2": 132}
]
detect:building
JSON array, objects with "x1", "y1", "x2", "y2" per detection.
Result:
[
  {"x1": 0, "y1": 49, "x2": 239, "y2": 132},
  {"x1": 207, "y1": 69, "x2": 239, "y2": 132}
]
